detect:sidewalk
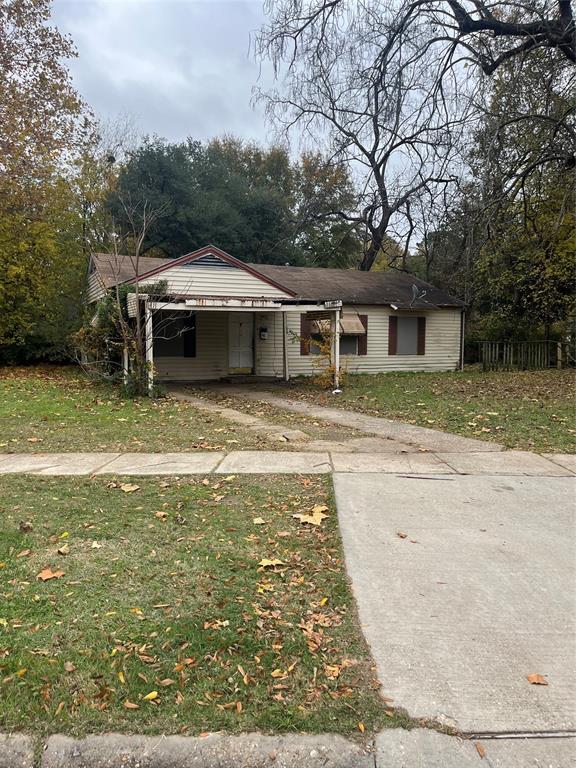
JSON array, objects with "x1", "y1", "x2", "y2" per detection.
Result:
[{"x1": 0, "y1": 449, "x2": 573, "y2": 476}]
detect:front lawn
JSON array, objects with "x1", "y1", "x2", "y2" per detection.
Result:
[
  {"x1": 279, "y1": 369, "x2": 576, "y2": 454},
  {"x1": 0, "y1": 367, "x2": 273, "y2": 453},
  {"x1": 0, "y1": 474, "x2": 393, "y2": 737}
]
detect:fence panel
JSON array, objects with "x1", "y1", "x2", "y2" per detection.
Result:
[{"x1": 478, "y1": 341, "x2": 570, "y2": 371}]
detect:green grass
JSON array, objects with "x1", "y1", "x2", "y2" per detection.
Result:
[
  {"x1": 0, "y1": 366, "x2": 277, "y2": 453},
  {"x1": 0, "y1": 474, "x2": 393, "y2": 737},
  {"x1": 279, "y1": 369, "x2": 576, "y2": 454}
]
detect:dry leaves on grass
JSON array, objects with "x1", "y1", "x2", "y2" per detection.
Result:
[
  {"x1": 37, "y1": 568, "x2": 65, "y2": 581},
  {"x1": 292, "y1": 504, "x2": 329, "y2": 526}
]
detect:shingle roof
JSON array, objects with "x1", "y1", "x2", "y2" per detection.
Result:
[
  {"x1": 91, "y1": 250, "x2": 464, "y2": 309},
  {"x1": 91, "y1": 252, "x2": 173, "y2": 289},
  {"x1": 249, "y1": 263, "x2": 464, "y2": 309}
]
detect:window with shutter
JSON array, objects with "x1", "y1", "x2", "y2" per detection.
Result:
[{"x1": 389, "y1": 315, "x2": 426, "y2": 355}]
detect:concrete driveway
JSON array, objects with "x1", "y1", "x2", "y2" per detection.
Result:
[{"x1": 333, "y1": 472, "x2": 576, "y2": 734}]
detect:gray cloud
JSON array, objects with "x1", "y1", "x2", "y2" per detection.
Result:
[{"x1": 52, "y1": 0, "x2": 276, "y2": 144}]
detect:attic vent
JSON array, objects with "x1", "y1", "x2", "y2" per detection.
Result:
[{"x1": 183, "y1": 254, "x2": 236, "y2": 269}]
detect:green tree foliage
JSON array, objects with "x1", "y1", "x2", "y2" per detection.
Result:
[
  {"x1": 108, "y1": 136, "x2": 361, "y2": 267},
  {"x1": 412, "y1": 50, "x2": 575, "y2": 339},
  {"x1": 0, "y1": 0, "x2": 89, "y2": 360}
]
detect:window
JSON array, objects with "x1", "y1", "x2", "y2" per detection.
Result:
[
  {"x1": 310, "y1": 334, "x2": 359, "y2": 356},
  {"x1": 339, "y1": 335, "x2": 358, "y2": 355},
  {"x1": 154, "y1": 314, "x2": 196, "y2": 358},
  {"x1": 388, "y1": 316, "x2": 426, "y2": 356},
  {"x1": 302, "y1": 314, "x2": 368, "y2": 356}
]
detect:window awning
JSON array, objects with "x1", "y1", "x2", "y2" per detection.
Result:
[
  {"x1": 340, "y1": 314, "x2": 366, "y2": 334},
  {"x1": 310, "y1": 314, "x2": 366, "y2": 335}
]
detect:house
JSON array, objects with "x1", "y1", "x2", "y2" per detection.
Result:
[{"x1": 88, "y1": 245, "x2": 465, "y2": 388}]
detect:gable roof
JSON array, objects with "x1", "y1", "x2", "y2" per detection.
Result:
[
  {"x1": 90, "y1": 247, "x2": 464, "y2": 309},
  {"x1": 249, "y1": 263, "x2": 464, "y2": 309},
  {"x1": 91, "y1": 246, "x2": 297, "y2": 297}
]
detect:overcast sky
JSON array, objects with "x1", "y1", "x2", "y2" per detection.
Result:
[{"x1": 51, "y1": 0, "x2": 276, "y2": 145}]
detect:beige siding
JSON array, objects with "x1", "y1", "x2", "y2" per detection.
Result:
[
  {"x1": 154, "y1": 311, "x2": 228, "y2": 381},
  {"x1": 154, "y1": 306, "x2": 461, "y2": 382},
  {"x1": 87, "y1": 271, "x2": 106, "y2": 303},
  {"x1": 257, "y1": 306, "x2": 461, "y2": 379},
  {"x1": 141, "y1": 265, "x2": 292, "y2": 299}
]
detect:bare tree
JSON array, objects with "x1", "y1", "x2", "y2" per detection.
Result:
[
  {"x1": 256, "y1": 1, "x2": 472, "y2": 270},
  {"x1": 260, "y1": 1, "x2": 575, "y2": 75}
]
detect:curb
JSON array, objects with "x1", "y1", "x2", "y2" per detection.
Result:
[{"x1": 4, "y1": 730, "x2": 576, "y2": 768}]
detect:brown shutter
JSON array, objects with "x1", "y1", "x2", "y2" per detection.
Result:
[
  {"x1": 388, "y1": 315, "x2": 398, "y2": 355},
  {"x1": 417, "y1": 316, "x2": 426, "y2": 355},
  {"x1": 358, "y1": 315, "x2": 368, "y2": 355},
  {"x1": 300, "y1": 314, "x2": 311, "y2": 356}
]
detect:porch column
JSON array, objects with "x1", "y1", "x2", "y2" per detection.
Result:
[
  {"x1": 122, "y1": 346, "x2": 129, "y2": 385},
  {"x1": 332, "y1": 308, "x2": 341, "y2": 389},
  {"x1": 144, "y1": 299, "x2": 154, "y2": 394},
  {"x1": 282, "y1": 311, "x2": 290, "y2": 381}
]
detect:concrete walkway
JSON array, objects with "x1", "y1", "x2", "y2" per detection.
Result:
[
  {"x1": 0, "y1": 450, "x2": 574, "y2": 475},
  {"x1": 334, "y1": 472, "x2": 576, "y2": 735},
  {"x1": 209, "y1": 386, "x2": 505, "y2": 453}
]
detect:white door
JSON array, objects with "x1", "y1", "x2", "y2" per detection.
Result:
[{"x1": 228, "y1": 313, "x2": 254, "y2": 373}]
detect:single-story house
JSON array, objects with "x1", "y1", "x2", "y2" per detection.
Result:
[{"x1": 88, "y1": 245, "x2": 465, "y2": 388}]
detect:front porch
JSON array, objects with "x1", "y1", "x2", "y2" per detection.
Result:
[{"x1": 131, "y1": 296, "x2": 343, "y2": 390}]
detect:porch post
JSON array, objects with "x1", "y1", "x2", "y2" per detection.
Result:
[
  {"x1": 122, "y1": 346, "x2": 129, "y2": 385},
  {"x1": 144, "y1": 298, "x2": 154, "y2": 394},
  {"x1": 332, "y1": 308, "x2": 340, "y2": 389},
  {"x1": 282, "y1": 311, "x2": 290, "y2": 381}
]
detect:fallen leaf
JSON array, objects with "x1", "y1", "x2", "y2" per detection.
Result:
[
  {"x1": 124, "y1": 700, "x2": 139, "y2": 709},
  {"x1": 19, "y1": 521, "x2": 33, "y2": 532},
  {"x1": 143, "y1": 690, "x2": 159, "y2": 701},
  {"x1": 358, "y1": 722, "x2": 365, "y2": 733},
  {"x1": 16, "y1": 549, "x2": 31, "y2": 558},
  {"x1": 64, "y1": 661, "x2": 76, "y2": 673},
  {"x1": 475, "y1": 742, "x2": 486, "y2": 759},
  {"x1": 526, "y1": 673, "x2": 548, "y2": 685},
  {"x1": 158, "y1": 678, "x2": 175, "y2": 687},
  {"x1": 118, "y1": 671, "x2": 126, "y2": 684},
  {"x1": 396, "y1": 531, "x2": 407, "y2": 539},
  {"x1": 57, "y1": 544, "x2": 69, "y2": 556},
  {"x1": 37, "y1": 568, "x2": 65, "y2": 581},
  {"x1": 258, "y1": 558, "x2": 284, "y2": 568},
  {"x1": 91, "y1": 541, "x2": 102, "y2": 549},
  {"x1": 16, "y1": 668, "x2": 27, "y2": 677},
  {"x1": 120, "y1": 483, "x2": 140, "y2": 494},
  {"x1": 292, "y1": 509, "x2": 328, "y2": 526},
  {"x1": 252, "y1": 517, "x2": 266, "y2": 525}
]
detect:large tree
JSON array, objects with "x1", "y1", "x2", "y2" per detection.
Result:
[
  {"x1": 0, "y1": 0, "x2": 88, "y2": 355},
  {"x1": 108, "y1": 136, "x2": 360, "y2": 266}
]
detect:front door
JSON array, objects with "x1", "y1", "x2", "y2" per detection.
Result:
[{"x1": 228, "y1": 313, "x2": 254, "y2": 374}]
